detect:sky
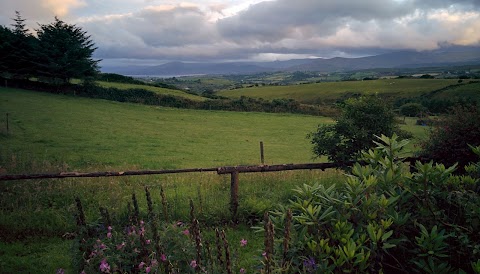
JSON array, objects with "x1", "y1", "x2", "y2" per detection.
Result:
[{"x1": 1, "y1": 0, "x2": 480, "y2": 68}]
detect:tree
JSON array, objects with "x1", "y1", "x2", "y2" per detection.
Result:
[
  {"x1": 35, "y1": 17, "x2": 99, "y2": 83},
  {"x1": 0, "y1": 12, "x2": 36, "y2": 79},
  {"x1": 309, "y1": 95, "x2": 406, "y2": 163},
  {"x1": 0, "y1": 25, "x2": 14, "y2": 76}
]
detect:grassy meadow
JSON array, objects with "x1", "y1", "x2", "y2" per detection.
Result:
[
  {"x1": 0, "y1": 87, "x2": 335, "y2": 272},
  {"x1": 0, "y1": 87, "x2": 430, "y2": 273},
  {"x1": 95, "y1": 81, "x2": 207, "y2": 102},
  {"x1": 1, "y1": 87, "x2": 333, "y2": 172},
  {"x1": 218, "y1": 78, "x2": 463, "y2": 104}
]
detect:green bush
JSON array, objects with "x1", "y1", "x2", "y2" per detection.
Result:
[
  {"x1": 266, "y1": 135, "x2": 480, "y2": 273},
  {"x1": 399, "y1": 102, "x2": 426, "y2": 117},
  {"x1": 421, "y1": 105, "x2": 480, "y2": 169},
  {"x1": 309, "y1": 95, "x2": 410, "y2": 163}
]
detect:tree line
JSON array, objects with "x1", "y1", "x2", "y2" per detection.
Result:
[{"x1": 0, "y1": 12, "x2": 99, "y2": 84}]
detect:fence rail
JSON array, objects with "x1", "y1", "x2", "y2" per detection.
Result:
[{"x1": 0, "y1": 157, "x2": 425, "y2": 221}]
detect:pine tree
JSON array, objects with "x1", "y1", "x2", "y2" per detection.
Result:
[
  {"x1": 35, "y1": 17, "x2": 99, "y2": 83},
  {"x1": 0, "y1": 11, "x2": 36, "y2": 78}
]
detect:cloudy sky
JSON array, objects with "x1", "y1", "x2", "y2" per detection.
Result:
[{"x1": 1, "y1": 0, "x2": 480, "y2": 67}]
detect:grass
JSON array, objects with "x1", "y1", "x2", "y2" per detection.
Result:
[
  {"x1": 430, "y1": 81, "x2": 480, "y2": 100},
  {"x1": 0, "y1": 87, "x2": 332, "y2": 171},
  {"x1": 96, "y1": 81, "x2": 207, "y2": 101},
  {"x1": 218, "y1": 79, "x2": 463, "y2": 104},
  {"x1": 0, "y1": 87, "x2": 429, "y2": 272}
]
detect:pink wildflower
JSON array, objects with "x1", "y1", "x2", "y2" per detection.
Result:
[
  {"x1": 160, "y1": 254, "x2": 167, "y2": 262},
  {"x1": 99, "y1": 243, "x2": 107, "y2": 250},
  {"x1": 183, "y1": 229, "x2": 190, "y2": 236},
  {"x1": 151, "y1": 259, "x2": 159, "y2": 267},
  {"x1": 190, "y1": 260, "x2": 197, "y2": 268},
  {"x1": 99, "y1": 258, "x2": 110, "y2": 273},
  {"x1": 140, "y1": 220, "x2": 145, "y2": 226},
  {"x1": 139, "y1": 262, "x2": 145, "y2": 269},
  {"x1": 80, "y1": 271, "x2": 86, "y2": 274},
  {"x1": 146, "y1": 266, "x2": 151, "y2": 273},
  {"x1": 240, "y1": 268, "x2": 246, "y2": 273},
  {"x1": 56, "y1": 268, "x2": 65, "y2": 274},
  {"x1": 139, "y1": 227, "x2": 146, "y2": 236},
  {"x1": 240, "y1": 239, "x2": 247, "y2": 247},
  {"x1": 262, "y1": 251, "x2": 267, "y2": 257},
  {"x1": 107, "y1": 226, "x2": 112, "y2": 231},
  {"x1": 146, "y1": 239, "x2": 151, "y2": 244},
  {"x1": 107, "y1": 232, "x2": 112, "y2": 239}
]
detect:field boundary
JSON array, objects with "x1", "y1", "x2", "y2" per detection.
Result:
[{"x1": 0, "y1": 158, "x2": 425, "y2": 221}]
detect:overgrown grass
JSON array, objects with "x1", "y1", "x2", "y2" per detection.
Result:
[{"x1": 218, "y1": 79, "x2": 463, "y2": 104}]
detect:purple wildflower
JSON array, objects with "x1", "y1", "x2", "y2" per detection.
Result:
[
  {"x1": 99, "y1": 258, "x2": 110, "y2": 273},
  {"x1": 240, "y1": 239, "x2": 247, "y2": 247},
  {"x1": 146, "y1": 239, "x2": 151, "y2": 244},
  {"x1": 56, "y1": 268, "x2": 65, "y2": 274},
  {"x1": 183, "y1": 229, "x2": 190, "y2": 236},
  {"x1": 160, "y1": 254, "x2": 167, "y2": 262},
  {"x1": 240, "y1": 268, "x2": 246, "y2": 273},
  {"x1": 139, "y1": 262, "x2": 145, "y2": 269},
  {"x1": 303, "y1": 257, "x2": 317, "y2": 272},
  {"x1": 146, "y1": 266, "x2": 151, "y2": 273},
  {"x1": 107, "y1": 232, "x2": 112, "y2": 239},
  {"x1": 190, "y1": 260, "x2": 197, "y2": 268}
]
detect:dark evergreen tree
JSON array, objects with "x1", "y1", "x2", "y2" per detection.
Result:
[
  {"x1": 35, "y1": 17, "x2": 99, "y2": 83},
  {"x1": 9, "y1": 11, "x2": 37, "y2": 78},
  {"x1": 0, "y1": 25, "x2": 15, "y2": 76}
]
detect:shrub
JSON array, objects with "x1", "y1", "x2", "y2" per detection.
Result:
[
  {"x1": 399, "y1": 102, "x2": 426, "y2": 117},
  {"x1": 309, "y1": 95, "x2": 410, "y2": 163},
  {"x1": 421, "y1": 105, "x2": 480, "y2": 168},
  {"x1": 266, "y1": 135, "x2": 480, "y2": 273}
]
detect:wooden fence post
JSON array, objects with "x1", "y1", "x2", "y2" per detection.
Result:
[
  {"x1": 230, "y1": 171, "x2": 239, "y2": 223},
  {"x1": 260, "y1": 141, "x2": 264, "y2": 165}
]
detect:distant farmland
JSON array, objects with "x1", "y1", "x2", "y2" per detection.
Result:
[{"x1": 218, "y1": 79, "x2": 464, "y2": 104}]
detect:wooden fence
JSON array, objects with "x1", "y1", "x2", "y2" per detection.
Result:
[{"x1": 0, "y1": 158, "x2": 424, "y2": 221}]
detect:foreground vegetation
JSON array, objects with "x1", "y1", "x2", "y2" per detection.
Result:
[{"x1": 0, "y1": 87, "x2": 433, "y2": 273}]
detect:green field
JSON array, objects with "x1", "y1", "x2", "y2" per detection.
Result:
[
  {"x1": 96, "y1": 81, "x2": 207, "y2": 101},
  {"x1": 218, "y1": 79, "x2": 463, "y2": 104},
  {"x1": 0, "y1": 87, "x2": 333, "y2": 273},
  {"x1": 0, "y1": 87, "x2": 431, "y2": 273},
  {"x1": 0, "y1": 87, "x2": 333, "y2": 172},
  {"x1": 430, "y1": 81, "x2": 480, "y2": 100}
]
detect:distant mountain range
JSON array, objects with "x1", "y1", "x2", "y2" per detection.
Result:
[{"x1": 101, "y1": 46, "x2": 480, "y2": 77}]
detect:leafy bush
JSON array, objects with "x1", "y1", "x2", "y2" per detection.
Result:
[
  {"x1": 309, "y1": 95, "x2": 409, "y2": 163},
  {"x1": 421, "y1": 105, "x2": 480, "y2": 168},
  {"x1": 266, "y1": 135, "x2": 480, "y2": 273},
  {"x1": 399, "y1": 102, "x2": 426, "y2": 117}
]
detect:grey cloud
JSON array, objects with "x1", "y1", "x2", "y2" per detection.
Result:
[{"x1": 217, "y1": 0, "x2": 415, "y2": 43}]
